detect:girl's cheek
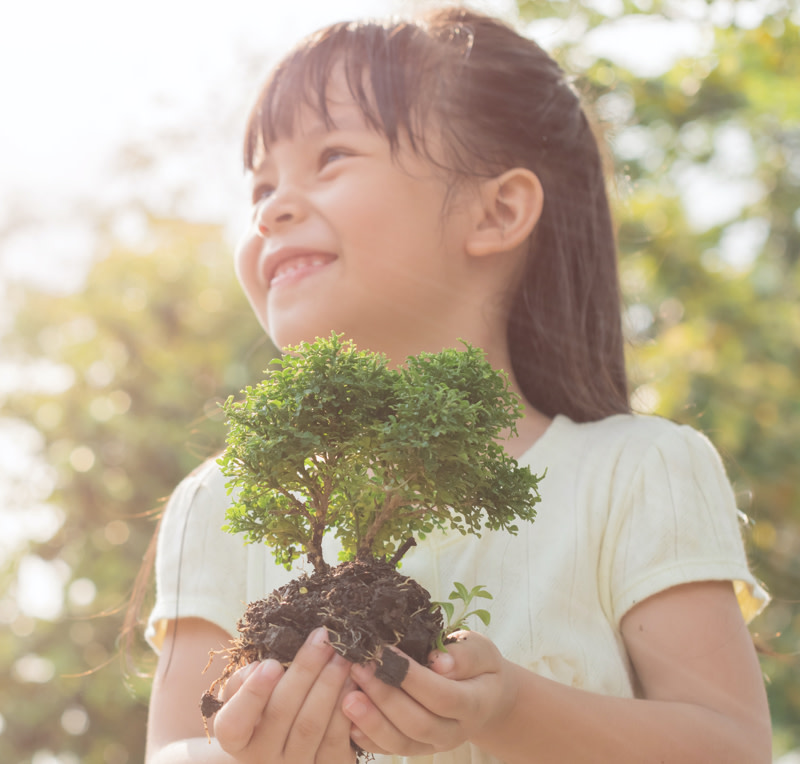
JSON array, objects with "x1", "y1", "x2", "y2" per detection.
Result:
[{"x1": 234, "y1": 235, "x2": 264, "y2": 289}]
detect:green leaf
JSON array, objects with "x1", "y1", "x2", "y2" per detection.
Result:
[
  {"x1": 452, "y1": 581, "x2": 470, "y2": 601},
  {"x1": 474, "y1": 609, "x2": 492, "y2": 626}
]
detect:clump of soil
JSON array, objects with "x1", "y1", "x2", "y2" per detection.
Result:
[{"x1": 201, "y1": 557, "x2": 444, "y2": 720}]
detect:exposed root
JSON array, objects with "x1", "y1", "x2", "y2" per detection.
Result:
[{"x1": 200, "y1": 558, "x2": 443, "y2": 730}]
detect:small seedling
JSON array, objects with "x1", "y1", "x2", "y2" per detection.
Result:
[{"x1": 433, "y1": 583, "x2": 494, "y2": 651}]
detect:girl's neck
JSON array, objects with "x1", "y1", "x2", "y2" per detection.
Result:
[
  {"x1": 502, "y1": 403, "x2": 552, "y2": 459},
  {"x1": 477, "y1": 335, "x2": 552, "y2": 459}
]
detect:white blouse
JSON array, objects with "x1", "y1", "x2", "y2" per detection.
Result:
[{"x1": 147, "y1": 413, "x2": 767, "y2": 764}]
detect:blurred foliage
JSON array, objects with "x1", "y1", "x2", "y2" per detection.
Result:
[
  {"x1": 1, "y1": 0, "x2": 799, "y2": 761},
  {"x1": 519, "y1": 0, "x2": 800, "y2": 752},
  {"x1": 0, "y1": 218, "x2": 269, "y2": 763}
]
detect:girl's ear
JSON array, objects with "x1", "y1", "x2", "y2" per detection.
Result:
[{"x1": 466, "y1": 168, "x2": 544, "y2": 257}]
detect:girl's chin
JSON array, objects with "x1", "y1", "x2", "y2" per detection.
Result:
[
  {"x1": 268, "y1": 325, "x2": 389, "y2": 357},
  {"x1": 266, "y1": 320, "x2": 347, "y2": 353},
  {"x1": 265, "y1": 306, "x2": 404, "y2": 355}
]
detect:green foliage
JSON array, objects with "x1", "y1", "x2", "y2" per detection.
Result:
[
  {"x1": 433, "y1": 582, "x2": 493, "y2": 651},
  {"x1": 518, "y1": 3, "x2": 800, "y2": 752},
  {"x1": 515, "y1": 2, "x2": 799, "y2": 751},
  {"x1": 220, "y1": 334, "x2": 543, "y2": 572},
  {"x1": 0, "y1": 216, "x2": 268, "y2": 764}
]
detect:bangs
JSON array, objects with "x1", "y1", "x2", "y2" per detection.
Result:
[{"x1": 243, "y1": 19, "x2": 466, "y2": 170}]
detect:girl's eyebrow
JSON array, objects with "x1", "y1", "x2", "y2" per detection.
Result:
[
  {"x1": 248, "y1": 109, "x2": 376, "y2": 172},
  {"x1": 254, "y1": 125, "x2": 372, "y2": 166}
]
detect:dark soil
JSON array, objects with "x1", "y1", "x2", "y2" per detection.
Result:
[{"x1": 201, "y1": 557, "x2": 443, "y2": 722}]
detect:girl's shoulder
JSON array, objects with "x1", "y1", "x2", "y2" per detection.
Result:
[
  {"x1": 186, "y1": 454, "x2": 229, "y2": 489},
  {"x1": 527, "y1": 413, "x2": 727, "y2": 481},
  {"x1": 162, "y1": 455, "x2": 230, "y2": 524},
  {"x1": 554, "y1": 410, "x2": 703, "y2": 441}
]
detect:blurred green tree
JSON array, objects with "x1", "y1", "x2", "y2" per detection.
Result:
[
  {"x1": 0, "y1": 216, "x2": 269, "y2": 763},
  {"x1": 518, "y1": 0, "x2": 799, "y2": 752}
]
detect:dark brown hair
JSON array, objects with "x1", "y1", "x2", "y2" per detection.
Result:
[{"x1": 244, "y1": 7, "x2": 629, "y2": 422}]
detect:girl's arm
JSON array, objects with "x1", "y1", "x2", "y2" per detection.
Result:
[
  {"x1": 344, "y1": 580, "x2": 772, "y2": 763},
  {"x1": 146, "y1": 618, "x2": 355, "y2": 764}
]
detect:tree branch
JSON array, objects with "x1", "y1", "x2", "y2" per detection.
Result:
[
  {"x1": 389, "y1": 537, "x2": 417, "y2": 566},
  {"x1": 360, "y1": 492, "x2": 404, "y2": 558}
]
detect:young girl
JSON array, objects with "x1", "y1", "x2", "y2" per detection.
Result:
[{"x1": 144, "y1": 7, "x2": 772, "y2": 763}]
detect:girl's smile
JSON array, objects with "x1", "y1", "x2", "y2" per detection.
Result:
[{"x1": 260, "y1": 247, "x2": 338, "y2": 290}]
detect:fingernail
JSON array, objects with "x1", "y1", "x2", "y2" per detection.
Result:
[
  {"x1": 351, "y1": 725, "x2": 365, "y2": 740},
  {"x1": 432, "y1": 651, "x2": 455, "y2": 674},
  {"x1": 344, "y1": 695, "x2": 367, "y2": 719},
  {"x1": 258, "y1": 659, "x2": 283, "y2": 681},
  {"x1": 311, "y1": 626, "x2": 330, "y2": 647},
  {"x1": 239, "y1": 661, "x2": 259, "y2": 680}
]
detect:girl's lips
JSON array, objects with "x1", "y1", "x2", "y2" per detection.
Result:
[{"x1": 262, "y1": 248, "x2": 337, "y2": 287}]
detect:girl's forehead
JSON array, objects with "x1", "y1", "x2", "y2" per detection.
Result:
[
  {"x1": 260, "y1": 65, "x2": 373, "y2": 134},
  {"x1": 245, "y1": 44, "x2": 438, "y2": 173},
  {"x1": 298, "y1": 80, "x2": 373, "y2": 134},
  {"x1": 252, "y1": 63, "x2": 404, "y2": 163}
]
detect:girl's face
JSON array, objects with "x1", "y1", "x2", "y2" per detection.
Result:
[{"x1": 234, "y1": 71, "x2": 483, "y2": 360}]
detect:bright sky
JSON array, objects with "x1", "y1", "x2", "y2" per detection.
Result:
[
  {"x1": 0, "y1": 0, "x2": 396, "y2": 216},
  {"x1": 0, "y1": 0, "x2": 720, "y2": 239}
]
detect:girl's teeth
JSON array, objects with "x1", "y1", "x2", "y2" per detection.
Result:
[{"x1": 274, "y1": 255, "x2": 327, "y2": 281}]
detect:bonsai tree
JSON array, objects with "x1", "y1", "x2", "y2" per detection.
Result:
[
  {"x1": 202, "y1": 333, "x2": 542, "y2": 723},
  {"x1": 220, "y1": 332, "x2": 540, "y2": 572}
]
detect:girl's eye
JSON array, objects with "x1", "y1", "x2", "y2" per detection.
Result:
[
  {"x1": 320, "y1": 148, "x2": 350, "y2": 167},
  {"x1": 251, "y1": 184, "x2": 274, "y2": 204}
]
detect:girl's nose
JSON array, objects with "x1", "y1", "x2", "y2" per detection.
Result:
[{"x1": 255, "y1": 190, "x2": 306, "y2": 236}]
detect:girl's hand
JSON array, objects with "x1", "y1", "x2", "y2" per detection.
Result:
[
  {"x1": 215, "y1": 627, "x2": 356, "y2": 764},
  {"x1": 343, "y1": 631, "x2": 518, "y2": 757}
]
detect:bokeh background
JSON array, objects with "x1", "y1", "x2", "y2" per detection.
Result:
[{"x1": 1, "y1": 0, "x2": 798, "y2": 761}]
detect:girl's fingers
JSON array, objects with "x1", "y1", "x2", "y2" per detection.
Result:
[
  {"x1": 253, "y1": 626, "x2": 334, "y2": 739},
  {"x1": 215, "y1": 659, "x2": 284, "y2": 753},
  {"x1": 348, "y1": 713, "x2": 394, "y2": 758},
  {"x1": 344, "y1": 688, "x2": 430, "y2": 757},
  {"x1": 219, "y1": 659, "x2": 261, "y2": 702},
  {"x1": 219, "y1": 627, "x2": 354, "y2": 760},
  {"x1": 348, "y1": 661, "x2": 464, "y2": 751},
  {"x1": 238, "y1": 627, "x2": 352, "y2": 760},
  {"x1": 282, "y1": 652, "x2": 352, "y2": 758},
  {"x1": 315, "y1": 677, "x2": 364, "y2": 763},
  {"x1": 362, "y1": 644, "x2": 480, "y2": 722},
  {"x1": 428, "y1": 630, "x2": 503, "y2": 681},
  {"x1": 346, "y1": 634, "x2": 510, "y2": 752}
]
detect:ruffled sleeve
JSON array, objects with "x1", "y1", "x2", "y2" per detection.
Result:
[
  {"x1": 145, "y1": 459, "x2": 248, "y2": 652},
  {"x1": 603, "y1": 422, "x2": 768, "y2": 626}
]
